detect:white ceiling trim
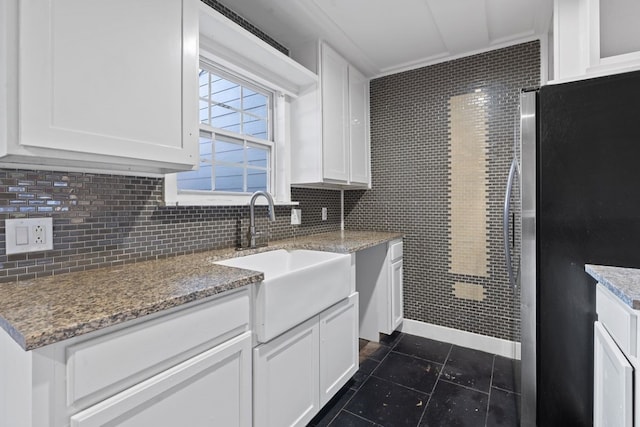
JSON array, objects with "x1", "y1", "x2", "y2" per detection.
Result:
[
  {"x1": 490, "y1": 29, "x2": 536, "y2": 46},
  {"x1": 215, "y1": 0, "x2": 553, "y2": 79},
  {"x1": 375, "y1": 34, "x2": 543, "y2": 78}
]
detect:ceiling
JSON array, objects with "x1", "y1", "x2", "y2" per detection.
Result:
[{"x1": 216, "y1": 0, "x2": 553, "y2": 78}]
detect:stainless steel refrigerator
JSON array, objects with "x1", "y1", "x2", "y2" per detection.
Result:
[{"x1": 510, "y1": 70, "x2": 640, "y2": 426}]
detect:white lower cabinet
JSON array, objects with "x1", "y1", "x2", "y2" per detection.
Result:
[
  {"x1": 0, "y1": 288, "x2": 251, "y2": 427},
  {"x1": 356, "y1": 239, "x2": 404, "y2": 341},
  {"x1": 319, "y1": 294, "x2": 359, "y2": 406},
  {"x1": 254, "y1": 317, "x2": 320, "y2": 427},
  {"x1": 594, "y1": 321, "x2": 632, "y2": 427},
  {"x1": 594, "y1": 283, "x2": 639, "y2": 427},
  {"x1": 71, "y1": 331, "x2": 252, "y2": 427},
  {"x1": 254, "y1": 293, "x2": 359, "y2": 427},
  {"x1": 388, "y1": 243, "x2": 404, "y2": 334}
]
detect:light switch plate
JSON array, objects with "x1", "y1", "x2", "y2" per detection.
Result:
[
  {"x1": 5, "y1": 218, "x2": 54, "y2": 255},
  {"x1": 290, "y1": 208, "x2": 302, "y2": 225}
]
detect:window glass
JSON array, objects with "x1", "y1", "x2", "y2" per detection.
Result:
[{"x1": 177, "y1": 63, "x2": 272, "y2": 195}]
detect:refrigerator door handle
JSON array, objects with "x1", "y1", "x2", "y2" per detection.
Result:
[{"x1": 503, "y1": 156, "x2": 519, "y2": 288}]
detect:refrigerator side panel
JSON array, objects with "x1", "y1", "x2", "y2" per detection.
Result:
[{"x1": 538, "y1": 70, "x2": 640, "y2": 426}]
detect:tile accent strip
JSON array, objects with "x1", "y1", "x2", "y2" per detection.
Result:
[
  {"x1": 453, "y1": 282, "x2": 486, "y2": 302},
  {"x1": 448, "y1": 92, "x2": 489, "y2": 278}
]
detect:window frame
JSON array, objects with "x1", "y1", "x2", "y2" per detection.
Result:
[
  {"x1": 177, "y1": 127, "x2": 273, "y2": 195},
  {"x1": 165, "y1": 49, "x2": 293, "y2": 206}
]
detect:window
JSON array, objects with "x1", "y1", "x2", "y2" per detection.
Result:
[{"x1": 176, "y1": 64, "x2": 273, "y2": 195}]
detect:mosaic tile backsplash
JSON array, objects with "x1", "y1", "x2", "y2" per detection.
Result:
[
  {"x1": 345, "y1": 41, "x2": 540, "y2": 341},
  {"x1": 0, "y1": 170, "x2": 340, "y2": 283}
]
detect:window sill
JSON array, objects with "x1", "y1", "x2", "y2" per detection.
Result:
[{"x1": 163, "y1": 193, "x2": 298, "y2": 207}]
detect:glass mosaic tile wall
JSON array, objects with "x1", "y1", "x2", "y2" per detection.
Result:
[
  {"x1": 345, "y1": 41, "x2": 540, "y2": 341},
  {"x1": 0, "y1": 171, "x2": 340, "y2": 283}
]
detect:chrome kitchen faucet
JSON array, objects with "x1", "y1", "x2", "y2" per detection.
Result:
[{"x1": 248, "y1": 190, "x2": 276, "y2": 248}]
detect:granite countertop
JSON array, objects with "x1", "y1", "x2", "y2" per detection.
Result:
[
  {"x1": 586, "y1": 264, "x2": 640, "y2": 309},
  {"x1": 274, "y1": 230, "x2": 403, "y2": 254},
  {"x1": 0, "y1": 230, "x2": 402, "y2": 351}
]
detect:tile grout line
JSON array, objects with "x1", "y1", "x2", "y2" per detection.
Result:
[
  {"x1": 322, "y1": 388, "x2": 358, "y2": 427},
  {"x1": 484, "y1": 354, "x2": 497, "y2": 427},
  {"x1": 325, "y1": 333, "x2": 403, "y2": 426},
  {"x1": 416, "y1": 342, "x2": 454, "y2": 426},
  {"x1": 341, "y1": 409, "x2": 382, "y2": 426},
  {"x1": 436, "y1": 377, "x2": 492, "y2": 396}
]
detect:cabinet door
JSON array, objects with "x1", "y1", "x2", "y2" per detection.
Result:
[
  {"x1": 69, "y1": 332, "x2": 252, "y2": 427},
  {"x1": 321, "y1": 43, "x2": 349, "y2": 182},
  {"x1": 18, "y1": 0, "x2": 198, "y2": 169},
  {"x1": 593, "y1": 321, "x2": 632, "y2": 427},
  {"x1": 319, "y1": 293, "x2": 359, "y2": 406},
  {"x1": 254, "y1": 317, "x2": 320, "y2": 427},
  {"x1": 348, "y1": 65, "x2": 370, "y2": 185},
  {"x1": 389, "y1": 259, "x2": 404, "y2": 332}
]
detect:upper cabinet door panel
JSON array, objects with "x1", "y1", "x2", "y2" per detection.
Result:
[
  {"x1": 321, "y1": 43, "x2": 349, "y2": 182},
  {"x1": 348, "y1": 65, "x2": 370, "y2": 185},
  {"x1": 18, "y1": 0, "x2": 198, "y2": 166}
]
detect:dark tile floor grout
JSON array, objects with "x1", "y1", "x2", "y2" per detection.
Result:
[{"x1": 308, "y1": 331, "x2": 520, "y2": 427}]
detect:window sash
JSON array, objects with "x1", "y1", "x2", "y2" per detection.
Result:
[
  {"x1": 179, "y1": 60, "x2": 275, "y2": 195},
  {"x1": 198, "y1": 59, "x2": 273, "y2": 141},
  {"x1": 177, "y1": 128, "x2": 272, "y2": 195}
]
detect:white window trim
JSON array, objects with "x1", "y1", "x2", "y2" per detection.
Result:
[{"x1": 165, "y1": 52, "x2": 294, "y2": 206}]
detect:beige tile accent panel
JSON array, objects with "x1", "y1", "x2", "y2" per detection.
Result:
[
  {"x1": 453, "y1": 282, "x2": 486, "y2": 302},
  {"x1": 449, "y1": 92, "x2": 489, "y2": 277}
]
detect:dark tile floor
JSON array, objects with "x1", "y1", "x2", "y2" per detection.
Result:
[{"x1": 308, "y1": 332, "x2": 520, "y2": 427}]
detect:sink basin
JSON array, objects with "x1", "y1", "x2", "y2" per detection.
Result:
[{"x1": 215, "y1": 249, "x2": 351, "y2": 342}]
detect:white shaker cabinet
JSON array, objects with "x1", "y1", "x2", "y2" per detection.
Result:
[
  {"x1": 291, "y1": 41, "x2": 370, "y2": 188},
  {"x1": 320, "y1": 44, "x2": 350, "y2": 182},
  {"x1": 348, "y1": 65, "x2": 371, "y2": 185},
  {"x1": 553, "y1": 0, "x2": 640, "y2": 83},
  {"x1": 593, "y1": 283, "x2": 639, "y2": 427},
  {"x1": 319, "y1": 293, "x2": 359, "y2": 406},
  {"x1": 253, "y1": 292, "x2": 359, "y2": 427},
  {"x1": 0, "y1": 0, "x2": 199, "y2": 175},
  {"x1": 388, "y1": 241, "x2": 404, "y2": 333},
  {"x1": 253, "y1": 317, "x2": 321, "y2": 427},
  {"x1": 594, "y1": 321, "x2": 632, "y2": 427},
  {"x1": 70, "y1": 332, "x2": 252, "y2": 427},
  {"x1": 357, "y1": 239, "x2": 404, "y2": 341},
  {"x1": 0, "y1": 288, "x2": 251, "y2": 427}
]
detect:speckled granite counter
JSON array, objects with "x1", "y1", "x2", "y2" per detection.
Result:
[
  {"x1": 586, "y1": 264, "x2": 640, "y2": 309},
  {"x1": 274, "y1": 230, "x2": 403, "y2": 254},
  {"x1": 0, "y1": 230, "x2": 402, "y2": 351}
]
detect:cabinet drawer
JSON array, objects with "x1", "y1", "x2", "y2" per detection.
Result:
[
  {"x1": 70, "y1": 332, "x2": 252, "y2": 427},
  {"x1": 390, "y1": 240, "x2": 403, "y2": 262},
  {"x1": 67, "y1": 289, "x2": 250, "y2": 408},
  {"x1": 596, "y1": 284, "x2": 637, "y2": 357}
]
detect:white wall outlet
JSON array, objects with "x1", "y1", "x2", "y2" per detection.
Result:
[
  {"x1": 5, "y1": 217, "x2": 54, "y2": 255},
  {"x1": 321, "y1": 207, "x2": 327, "y2": 221},
  {"x1": 291, "y1": 208, "x2": 302, "y2": 225}
]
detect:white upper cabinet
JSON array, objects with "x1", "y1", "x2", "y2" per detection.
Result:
[
  {"x1": 320, "y1": 44, "x2": 350, "y2": 182},
  {"x1": 348, "y1": 65, "x2": 371, "y2": 185},
  {"x1": 291, "y1": 41, "x2": 371, "y2": 188},
  {"x1": 0, "y1": 0, "x2": 199, "y2": 174},
  {"x1": 553, "y1": 0, "x2": 640, "y2": 83}
]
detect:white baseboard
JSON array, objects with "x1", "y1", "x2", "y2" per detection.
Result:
[{"x1": 400, "y1": 319, "x2": 521, "y2": 360}]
